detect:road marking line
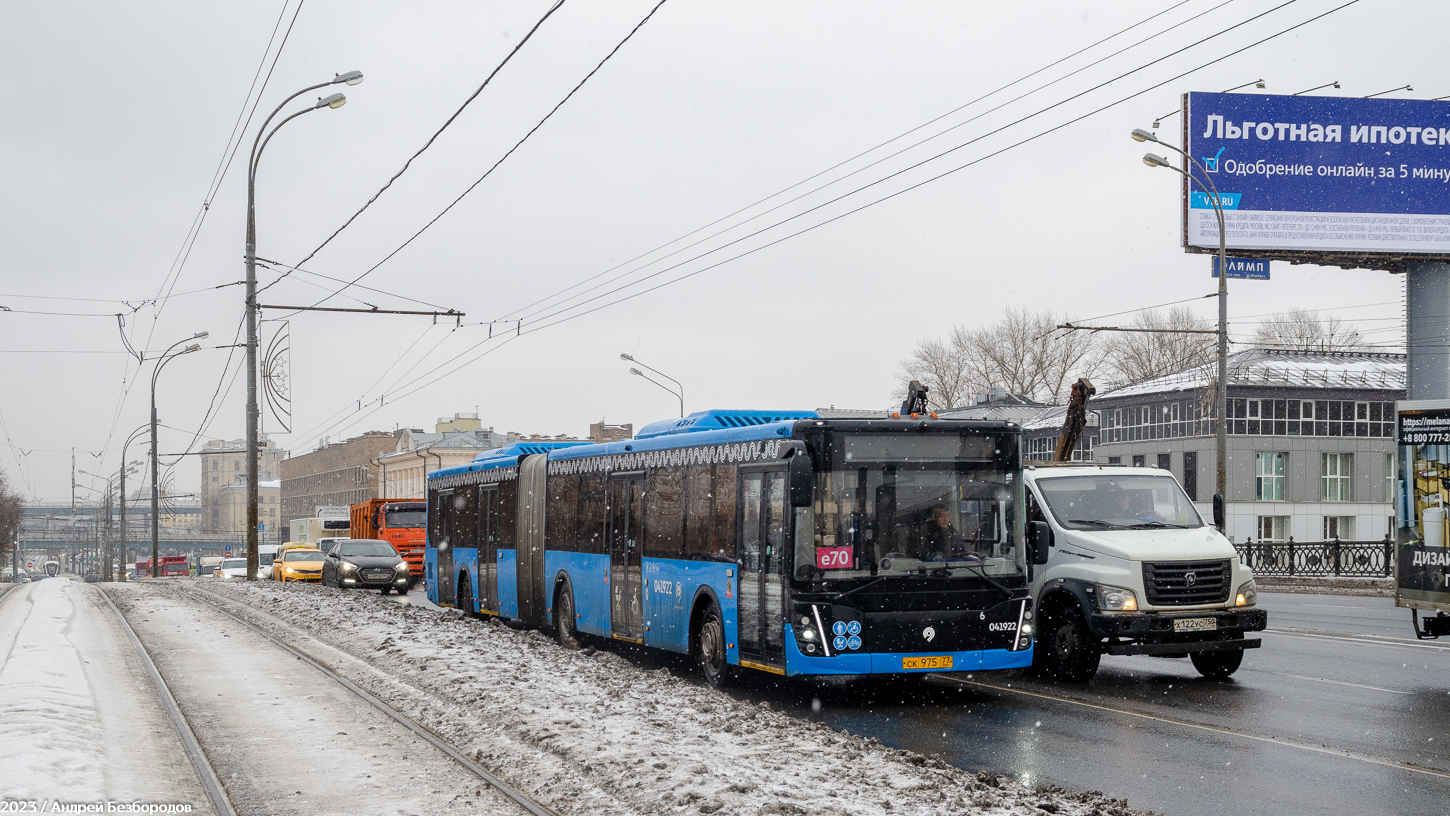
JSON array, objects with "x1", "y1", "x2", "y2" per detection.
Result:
[
  {"x1": 1265, "y1": 627, "x2": 1450, "y2": 653},
  {"x1": 936, "y1": 675, "x2": 1450, "y2": 780},
  {"x1": 1264, "y1": 671, "x2": 1411, "y2": 695}
]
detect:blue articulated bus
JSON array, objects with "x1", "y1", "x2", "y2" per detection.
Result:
[{"x1": 425, "y1": 409, "x2": 1038, "y2": 685}]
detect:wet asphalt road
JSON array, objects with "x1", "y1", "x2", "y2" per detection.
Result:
[{"x1": 718, "y1": 593, "x2": 1450, "y2": 816}]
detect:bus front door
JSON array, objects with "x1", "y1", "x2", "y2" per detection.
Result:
[
  {"x1": 433, "y1": 489, "x2": 455, "y2": 607},
  {"x1": 608, "y1": 473, "x2": 645, "y2": 641},
  {"x1": 738, "y1": 468, "x2": 787, "y2": 671},
  {"x1": 479, "y1": 484, "x2": 499, "y2": 614}
]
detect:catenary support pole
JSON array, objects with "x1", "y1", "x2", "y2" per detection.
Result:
[{"x1": 1407, "y1": 261, "x2": 1450, "y2": 400}]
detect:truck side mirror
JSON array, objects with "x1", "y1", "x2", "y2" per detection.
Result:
[
  {"x1": 788, "y1": 453, "x2": 813, "y2": 508},
  {"x1": 1212, "y1": 494, "x2": 1225, "y2": 530},
  {"x1": 1030, "y1": 520, "x2": 1052, "y2": 565}
]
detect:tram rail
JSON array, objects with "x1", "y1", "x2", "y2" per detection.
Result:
[{"x1": 175, "y1": 584, "x2": 563, "y2": 816}]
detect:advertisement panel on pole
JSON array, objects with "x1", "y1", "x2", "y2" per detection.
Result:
[
  {"x1": 1395, "y1": 400, "x2": 1450, "y2": 618},
  {"x1": 1210, "y1": 256, "x2": 1270, "y2": 279},
  {"x1": 1184, "y1": 92, "x2": 1450, "y2": 268}
]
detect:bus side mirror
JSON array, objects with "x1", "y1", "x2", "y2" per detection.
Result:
[
  {"x1": 1212, "y1": 494, "x2": 1225, "y2": 530},
  {"x1": 788, "y1": 453, "x2": 813, "y2": 508},
  {"x1": 1030, "y1": 521, "x2": 1052, "y2": 565}
]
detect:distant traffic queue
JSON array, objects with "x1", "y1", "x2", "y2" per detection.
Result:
[{"x1": 425, "y1": 408, "x2": 1040, "y2": 685}]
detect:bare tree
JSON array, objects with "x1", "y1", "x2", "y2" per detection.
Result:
[
  {"x1": 1101, "y1": 306, "x2": 1216, "y2": 386},
  {"x1": 897, "y1": 336, "x2": 972, "y2": 410},
  {"x1": 900, "y1": 309, "x2": 1100, "y2": 407},
  {"x1": 0, "y1": 467, "x2": 21, "y2": 572},
  {"x1": 1253, "y1": 307, "x2": 1363, "y2": 351}
]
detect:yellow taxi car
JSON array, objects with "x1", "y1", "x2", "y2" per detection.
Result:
[{"x1": 272, "y1": 547, "x2": 326, "y2": 583}]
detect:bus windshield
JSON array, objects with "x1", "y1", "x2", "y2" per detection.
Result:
[{"x1": 794, "y1": 430, "x2": 1023, "y2": 583}]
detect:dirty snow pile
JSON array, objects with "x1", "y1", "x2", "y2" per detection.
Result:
[{"x1": 186, "y1": 580, "x2": 1157, "y2": 816}]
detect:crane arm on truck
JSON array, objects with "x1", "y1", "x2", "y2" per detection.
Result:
[{"x1": 1054, "y1": 378, "x2": 1095, "y2": 463}]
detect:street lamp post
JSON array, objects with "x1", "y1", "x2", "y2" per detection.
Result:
[
  {"x1": 245, "y1": 70, "x2": 361, "y2": 582},
  {"x1": 1133, "y1": 127, "x2": 1229, "y2": 531},
  {"x1": 151, "y1": 334, "x2": 206, "y2": 576},
  {"x1": 118, "y1": 424, "x2": 146, "y2": 581},
  {"x1": 620, "y1": 353, "x2": 684, "y2": 417}
]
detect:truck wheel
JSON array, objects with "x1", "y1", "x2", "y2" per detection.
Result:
[
  {"x1": 695, "y1": 605, "x2": 732, "y2": 689},
  {"x1": 1038, "y1": 607, "x2": 1100, "y2": 682},
  {"x1": 1190, "y1": 645, "x2": 1244, "y2": 679}
]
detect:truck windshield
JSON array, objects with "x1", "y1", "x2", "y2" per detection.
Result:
[
  {"x1": 385, "y1": 505, "x2": 427, "y2": 528},
  {"x1": 794, "y1": 430, "x2": 1023, "y2": 583},
  {"x1": 1036, "y1": 473, "x2": 1203, "y2": 530}
]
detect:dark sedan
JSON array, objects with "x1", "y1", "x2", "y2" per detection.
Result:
[{"x1": 321, "y1": 539, "x2": 411, "y2": 595}]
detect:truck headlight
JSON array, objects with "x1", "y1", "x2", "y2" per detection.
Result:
[
  {"x1": 1236, "y1": 579, "x2": 1258, "y2": 607},
  {"x1": 1095, "y1": 583, "x2": 1138, "y2": 611}
]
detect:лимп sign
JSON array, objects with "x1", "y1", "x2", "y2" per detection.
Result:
[
  {"x1": 1184, "y1": 92, "x2": 1450, "y2": 261},
  {"x1": 1211, "y1": 256, "x2": 1269, "y2": 279}
]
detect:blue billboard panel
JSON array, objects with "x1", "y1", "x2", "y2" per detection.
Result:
[
  {"x1": 1185, "y1": 92, "x2": 1450, "y2": 257},
  {"x1": 1211, "y1": 257, "x2": 1269, "y2": 279}
]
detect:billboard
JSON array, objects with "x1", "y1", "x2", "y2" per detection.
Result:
[
  {"x1": 1395, "y1": 400, "x2": 1450, "y2": 615},
  {"x1": 1184, "y1": 92, "x2": 1450, "y2": 268}
]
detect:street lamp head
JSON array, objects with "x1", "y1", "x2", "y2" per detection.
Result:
[
  {"x1": 629, "y1": 368, "x2": 643, "y2": 376},
  {"x1": 620, "y1": 353, "x2": 635, "y2": 361},
  {"x1": 1131, "y1": 128, "x2": 1158, "y2": 144},
  {"x1": 1142, "y1": 153, "x2": 1170, "y2": 168},
  {"x1": 183, "y1": 343, "x2": 201, "y2": 353},
  {"x1": 317, "y1": 92, "x2": 347, "y2": 110},
  {"x1": 1255, "y1": 80, "x2": 1267, "y2": 89},
  {"x1": 192, "y1": 331, "x2": 209, "y2": 340},
  {"x1": 334, "y1": 70, "x2": 364, "y2": 86}
]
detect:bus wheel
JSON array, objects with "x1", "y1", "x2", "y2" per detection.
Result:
[
  {"x1": 1039, "y1": 607, "x2": 1100, "y2": 682},
  {"x1": 455, "y1": 578, "x2": 474, "y2": 617},
  {"x1": 555, "y1": 585, "x2": 579, "y2": 650},
  {"x1": 695, "y1": 606, "x2": 731, "y2": 689}
]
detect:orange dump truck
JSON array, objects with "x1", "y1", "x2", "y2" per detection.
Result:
[{"x1": 351, "y1": 499, "x2": 427, "y2": 585}]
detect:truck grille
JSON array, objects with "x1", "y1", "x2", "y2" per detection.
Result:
[{"x1": 1142, "y1": 560, "x2": 1231, "y2": 606}]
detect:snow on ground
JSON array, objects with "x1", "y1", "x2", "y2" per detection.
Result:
[
  {"x1": 172, "y1": 579, "x2": 1157, "y2": 816},
  {"x1": 105, "y1": 583, "x2": 523, "y2": 816},
  {"x1": 0, "y1": 578, "x2": 213, "y2": 807}
]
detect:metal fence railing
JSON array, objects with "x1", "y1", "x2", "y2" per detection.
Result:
[{"x1": 1234, "y1": 538, "x2": 1394, "y2": 577}]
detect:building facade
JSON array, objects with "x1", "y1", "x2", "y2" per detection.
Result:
[
  {"x1": 375, "y1": 423, "x2": 510, "y2": 500},
  {"x1": 198, "y1": 436, "x2": 284, "y2": 532},
  {"x1": 215, "y1": 477, "x2": 281, "y2": 535},
  {"x1": 589, "y1": 421, "x2": 633, "y2": 443},
  {"x1": 279, "y1": 431, "x2": 403, "y2": 526},
  {"x1": 1091, "y1": 349, "x2": 1404, "y2": 544}
]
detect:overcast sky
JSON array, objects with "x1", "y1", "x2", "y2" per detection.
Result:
[{"x1": 0, "y1": 0, "x2": 1437, "y2": 502}]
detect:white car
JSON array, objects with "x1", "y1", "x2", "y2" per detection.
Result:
[{"x1": 213, "y1": 557, "x2": 250, "y2": 581}]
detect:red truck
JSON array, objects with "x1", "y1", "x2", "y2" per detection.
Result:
[
  {"x1": 135, "y1": 556, "x2": 190, "y2": 577},
  {"x1": 351, "y1": 500, "x2": 427, "y2": 585}
]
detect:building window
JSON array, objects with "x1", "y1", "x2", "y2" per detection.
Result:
[
  {"x1": 1323, "y1": 515, "x2": 1355, "y2": 539},
  {"x1": 1321, "y1": 453, "x2": 1352, "y2": 501},
  {"x1": 1107, "y1": 456, "x2": 1121, "y2": 465},
  {"x1": 1226, "y1": 399, "x2": 1394, "y2": 438},
  {"x1": 1132, "y1": 455, "x2": 1145, "y2": 468},
  {"x1": 1183, "y1": 451, "x2": 1198, "y2": 501},
  {"x1": 1156, "y1": 453, "x2": 1171, "y2": 471},
  {"x1": 1257, "y1": 515, "x2": 1290, "y2": 542},
  {"x1": 212, "y1": 461, "x2": 218, "y2": 471},
  {"x1": 1255, "y1": 452, "x2": 1287, "y2": 501},
  {"x1": 1100, "y1": 399, "x2": 1206, "y2": 443}
]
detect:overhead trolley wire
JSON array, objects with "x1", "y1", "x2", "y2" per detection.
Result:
[
  {"x1": 290, "y1": 0, "x2": 1364, "y2": 445},
  {"x1": 510, "y1": 0, "x2": 1353, "y2": 337},
  {"x1": 279, "y1": 0, "x2": 672, "y2": 320},
  {"x1": 508, "y1": 0, "x2": 1233, "y2": 323}
]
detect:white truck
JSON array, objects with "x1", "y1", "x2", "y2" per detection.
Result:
[{"x1": 1022, "y1": 464, "x2": 1266, "y2": 681}]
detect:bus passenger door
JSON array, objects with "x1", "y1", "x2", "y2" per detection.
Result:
[
  {"x1": 738, "y1": 468, "x2": 787, "y2": 670},
  {"x1": 480, "y1": 484, "x2": 498, "y2": 614},
  {"x1": 608, "y1": 473, "x2": 645, "y2": 641},
  {"x1": 433, "y1": 489, "x2": 455, "y2": 607}
]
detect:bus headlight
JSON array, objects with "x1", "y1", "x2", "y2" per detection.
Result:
[
  {"x1": 1236, "y1": 579, "x2": 1258, "y2": 607},
  {"x1": 1095, "y1": 583, "x2": 1138, "y2": 611}
]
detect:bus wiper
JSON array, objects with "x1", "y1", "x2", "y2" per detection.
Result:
[
  {"x1": 832, "y1": 576, "x2": 888, "y2": 601},
  {"x1": 953, "y1": 562, "x2": 1017, "y2": 601},
  {"x1": 1068, "y1": 519, "x2": 1126, "y2": 529}
]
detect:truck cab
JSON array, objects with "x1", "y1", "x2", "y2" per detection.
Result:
[{"x1": 1023, "y1": 465, "x2": 1265, "y2": 681}]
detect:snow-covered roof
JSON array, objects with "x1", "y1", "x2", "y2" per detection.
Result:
[
  {"x1": 1020, "y1": 404, "x2": 1100, "y2": 433},
  {"x1": 1097, "y1": 348, "x2": 1405, "y2": 401}
]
